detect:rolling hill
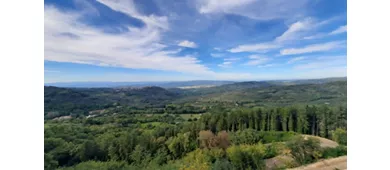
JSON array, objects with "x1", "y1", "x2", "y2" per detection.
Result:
[{"x1": 44, "y1": 78, "x2": 347, "y2": 119}]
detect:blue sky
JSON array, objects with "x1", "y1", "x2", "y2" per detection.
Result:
[{"x1": 44, "y1": 0, "x2": 347, "y2": 83}]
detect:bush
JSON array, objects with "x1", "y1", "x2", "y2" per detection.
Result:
[
  {"x1": 180, "y1": 149, "x2": 212, "y2": 170},
  {"x1": 212, "y1": 159, "x2": 234, "y2": 170},
  {"x1": 264, "y1": 142, "x2": 287, "y2": 159},
  {"x1": 332, "y1": 128, "x2": 347, "y2": 145},
  {"x1": 287, "y1": 136, "x2": 321, "y2": 165},
  {"x1": 207, "y1": 148, "x2": 225, "y2": 162},
  {"x1": 226, "y1": 144, "x2": 266, "y2": 170},
  {"x1": 321, "y1": 145, "x2": 347, "y2": 158}
]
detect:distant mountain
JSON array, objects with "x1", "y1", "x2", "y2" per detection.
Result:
[
  {"x1": 45, "y1": 80, "x2": 235, "y2": 88},
  {"x1": 173, "y1": 80, "x2": 347, "y2": 107},
  {"x1": 44, "y1": 77, "x2": 347, "y2": 119},
  {"x1": 268, "y1": 77, "x2": 347, "y2": 86}
]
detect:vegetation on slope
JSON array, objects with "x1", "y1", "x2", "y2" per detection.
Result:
[{"x1": 44, "y1": 78, "x2": 347, "y2": 170}]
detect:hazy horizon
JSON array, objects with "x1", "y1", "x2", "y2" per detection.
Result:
[{"x1": 45, "y1": 76, "x2": 346, "y2": 83}]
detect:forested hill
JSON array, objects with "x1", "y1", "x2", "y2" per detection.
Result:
[
  {"x1": 44, "y1": 86, "x2": 178, "y2": 119},
  {"x1": 44, "y1": 78, "x2": 346, "y2": 119},
  {"x1": 173, "y1": 80, "x2": 347, "y2": 107}
]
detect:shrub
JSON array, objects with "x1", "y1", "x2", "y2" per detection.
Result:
[
  {"x1": 212, "y1": 159, "x2": 234, "y2": 170},
  {"x1": 180, "y1": 149, "x2": 212, "y2": 170},
  {"x1": 321, "y1": 145, "x2": 347, "y2": 158},
  {"x1": 264, "y1": 142, "x2": 287, "y2": 159},
  {"x1": 332, "y1": 128, "x2": 347, "y2": 145},
  {"x1": 226, "y1": 144, "x2": 266, "y2": 170},
  {"x1": 207, "y1": 148, "x2": 225, "y2": 162},
  {"x1": 287, "y1": 136, "x2": 321, "y2": 165}
]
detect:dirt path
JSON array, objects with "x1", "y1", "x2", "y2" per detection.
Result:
[
  {"x1": 302, "y1": 135, "x2": 339, "y2": 148},
  {"x1": 287, "y1": 156, "x2": 347, "y2": 170},
  {"x1": 265, "y1": 135, "x2": 341, "y2": 170}
]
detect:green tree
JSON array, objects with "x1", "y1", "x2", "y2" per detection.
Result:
[
  {"x1": 332, "y1": 128, "x2": 347, "y2": 145},
  {"x1": 44, "y1": 153, "x2": 58, "y2": 170}
]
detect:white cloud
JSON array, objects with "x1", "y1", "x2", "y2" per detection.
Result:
[
  {"x1": 276, "y1": 17, "x2": 340, "y2": 42},
  {"x1": 275, "y1": 18, "x2": 314, "y2": 42},
  {"x1": 210, "y1": 53, "x2": 224, "y2": 58},
  {"x1": 245, "y1": 55, "x2": 270, "y2": 66},
  {"x1": 228, "y1": 42, "x2": 280, "y2": 53},
  {"x1": 280, "y1": 41, "x2": 345, "y2": 55},
  {"x1": 218, "y1": 61, "x2": 233, "y2": 68},
  {"x1": 45, "y1": 5, "x2": 212, "y2": 75},
  {"x1": 304, "y1": 25, "x2": 347, "y2": 40},
  {"x1": 224, "y1": 57, "x2": 241, "y2": 61},
  {"x1": 329, "y1": 25, "x2": 347, "y2": 35},
  {"x1": 258, "y1": 64, "x2": 277, "y2": 68},
  {"x1": 303, "y1": 33, "x2": 326, "y2": 40},
  {"x1": 287, "y1": 56, "x2": 306, "y2": 64},
  {"x1": 96, "y1": 0, "x2": 169, "y2": 30},
  {"x1": 197, "y1": 0, "x2": 310, "y2": 20},
  {"x1": 199, "y1": 0, "x2": 256, "y2": 14},
  {"x1": 45, "y1": 4, "x2": 262, "y2": 81},
  {"x1": 294, "y1": 55, "x2": 346, "y2": 69},
  {"x1": 178, "y1": 40, "x2": 198, "y2": 48},
  {"x1": 218, "y1": 57, "x2": 241, "y2": 68},
  {"x1": 228, "y1": 17, "x2": 339, "y2": 53},
  {"x1": 214, "y1": 47, "x2": 222, "y2": 51}
]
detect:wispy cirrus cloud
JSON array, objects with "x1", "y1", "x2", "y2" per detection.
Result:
[
  {"x1": 329, "y1": 25, "x2": 347, "y2": 35},
  {"x1": 199, "y1": 0, "x2": 256, "y2": 14},
  {"x1": 275, "y1": 17, "x2": 342, "y2": 42},
  {"x1": 210, "y1": 53, "x2": 224, "y2": 58},
  {"x1": 304, "y1": 25, "x2": 347, "y2": 39},
  {"x1": 197, "y1": 0, "x2": 310, "y2": 20},
  {"x1": 178, "y1": 40, "x2": 198, "y2": 48},
  {"x1": 96, "y1": 0, "x2": 169, "y2": 30},
  {"x1": 293, "y1": 55, "x2": 346, "y2": 69},
  {"x1": 228, "y1": 17, "x2": 339, "y2": 53},
  {"x1": 287, "y1": 56, "x2": 306, "y2": 64},
  {"x1": 258, "y1": 64, "x2": 278, "y2": 68},
  {"x1": 218, "y1": 57, "x2": 241, "y2": 68},
  {"x1": 275, "y1": 18, "x2": 314, "y2": 42},
  {"x1": 45, "y1": 4, "x2": 212, "y2": 75},
  {"x1": 280, "y1": 41, "x2": 345, "y2": 55},
  {"x1": 244, "y1": 55, "x2": 270, "y2": 66},
  {"x1": 218, "y1": 61, "x2": 233, "y2": 68},
  {"x1": 45, "y1": 2, "x2": 260, "y2": 80},
  {"x1": 224, "y1": 57, "x2": 241, "y2": 61},
  {"x1": 303, "y1": 34, "x2": 326, "y2": 40},
  {"x1": 228, "y1": 42, "x2": 280, "y2": 53}
]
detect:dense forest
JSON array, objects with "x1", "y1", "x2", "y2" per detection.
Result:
[{"x1": 45, "y1": 79, "x2": 347, "y2": 170}]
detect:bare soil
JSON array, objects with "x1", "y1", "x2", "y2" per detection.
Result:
[
  {"x1": 265, "y1": 135, "x2": 342, "y2": 170},
  {"x1": 287, "y1": 156, "x2": 347, "y2": 170}
]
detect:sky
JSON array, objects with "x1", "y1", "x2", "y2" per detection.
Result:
[{"x1": 44, "y1": 0, "x2": 347, "y2": 83}]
